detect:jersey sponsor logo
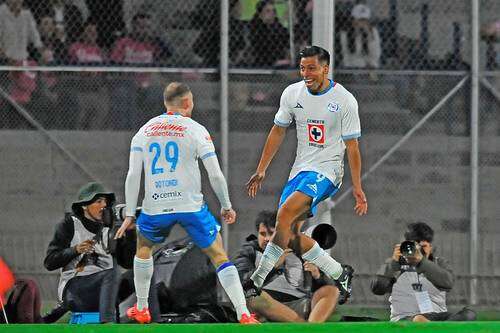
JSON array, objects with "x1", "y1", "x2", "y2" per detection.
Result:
[
  {"x1": 307, "y1": 183, "x2": 318, "y2": 194},
  {"x1": 307, "y1": 123, "x2": 325, "y2": 144},
  {"x1": 152, "y1": 191, "x2": 182, "y2": 201},
  {"x1": 294, "y1": 102, "x2": 304, "y2": 109},
  {"x1": 144, "y1": 122, "x2": 187, "y2": 137},
  {"x1": 327, "y1": 102, "x2": 340, "y2": 113},
  {"x1": 154, "y1": 179, "x2": 178, "y2": 189}
]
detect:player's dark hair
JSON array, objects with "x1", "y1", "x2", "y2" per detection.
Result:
[
  {"x1": 404, "y1": 222, "x2": 434, "y2": 243},
  {"x1": 299, "y1": 46, "x2": 330, "y2": 65},
  {"x1": 255, "y1": 210, "x2": 277, "y2": 231},
  {"x1": 164, "y1": 82, "x2": 191, "y2": 104}
]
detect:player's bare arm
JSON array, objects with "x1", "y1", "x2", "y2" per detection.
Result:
[
  {"x1": 115, "y1": 216, "x2": 136, "y2": 239},
  {"x1": 345, "y1": 139, "x2": 368, "y2": 216},
  {"x1": 246, "y1": 125, "x2": 287, "y2": 198}
]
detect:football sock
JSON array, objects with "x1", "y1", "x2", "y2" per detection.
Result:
[
  {"x1": 216, "y1": 262, "x2": 250, "y2": 320},
  {"x1": 133, "y1": 256, "x2": 154, "y2": 311},
  {"x1": 250, "y1": 242, "x2": 284, "y2": 288},
  {"x1": 302, "y1": 241, "x2": 342, "y2": 279}
]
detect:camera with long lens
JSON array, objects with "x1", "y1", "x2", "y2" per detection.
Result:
[
  {"x1": 399, "y1": 240, "x2": 418, "y2": 272},
  {"x1": 114, "y1": 204, "x2": 142, "y2": 222},
  {"x1": 101, "y1": 204, "x2": 142, "y2": 228},
  {"x1": 400, "y1": 240, "x2": 417, "y2": 257}
]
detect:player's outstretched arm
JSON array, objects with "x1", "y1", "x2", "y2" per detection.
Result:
[
  {"x1": 202, "y1": 154, "x2": 235, "y2": 224},
  {"x1": 345, "y1": 139, "x2": 368, "y2": 216},
  {"x1": 246, "y1": 125, "x2": 287, "y2": 198},
  {"x1": 116, "y1": 140, "x2": 143, "y2": 239}
]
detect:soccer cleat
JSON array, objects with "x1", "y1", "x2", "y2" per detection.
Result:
[
  {"x1": 242, "y1": 278, "x2": 261, "y2": 298},
  {"x1": 239, "y1": 313, "x2": 260, "y2": 324},
  {"x1": 126, "y1": 304, "x2": 151, "y2": 324},
  {"x1": 335, "y1": 265, "x2": 354, "y2": 305}
]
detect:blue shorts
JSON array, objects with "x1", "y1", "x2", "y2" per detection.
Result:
[
  {"x1": 136, "y1": 204, "x2": 220, "y2": 249},
  {"x1": 279, "y1": 171, "x2": 339, "y2": 217}
]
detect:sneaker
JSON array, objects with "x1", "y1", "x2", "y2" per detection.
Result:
[
  {"x1": 126, "y1": 304, "x2": 151, "y2": 324},
  {"x1": 242, "y1": 279, "x2": 261, "y2": 298},
  {"x1": 336, "y1": 265, "x2": 354, "y2": 305},
  {"x1": 239, "y1": 313, "x2": 260, "y2": 324}
]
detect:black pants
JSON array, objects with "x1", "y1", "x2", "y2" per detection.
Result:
[{"x1": 63, "y1": 268, "x2": 120, "y2": 323}]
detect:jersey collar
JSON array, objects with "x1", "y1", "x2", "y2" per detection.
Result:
[{"x1": 307, "y1": 79, "x2": 335, "y2": 96}]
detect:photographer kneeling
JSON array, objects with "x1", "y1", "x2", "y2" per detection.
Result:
[
  {"x1": 371, "y1": 222, "x2": 475, "y2": 322},
  {"x1": 44, "y1": 182, "x2": 136, "y2": 323}
]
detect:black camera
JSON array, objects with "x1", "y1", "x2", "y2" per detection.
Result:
[
  {"x1": 400, "y1": 240, "x2": 417, "y2": 257},
  {"x1": 101, "y1": 204, "x2": 142, "y2": 228},
  {"x1": 399, "y1": 241, "x2": 419, "y2": 272},
  {"x1": 113, "y1": 204, "x2": 142, "y2": 222}
]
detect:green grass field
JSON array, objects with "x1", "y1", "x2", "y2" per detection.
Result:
[
  {"x1": 38, "y1": 303, "x2": 500, "y2": 324},
  {"x1": 10, "y1": 303, "x2": 494, "y2": 333},
  {"x1": 2, "y1": 322, "x2": 500, "y2": 333}
]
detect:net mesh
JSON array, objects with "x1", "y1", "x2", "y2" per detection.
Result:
[{"x1": 0, "y1": 0, "x2": 498, "y2": 307}]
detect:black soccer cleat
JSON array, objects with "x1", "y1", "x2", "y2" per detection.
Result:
[
  {"x1": 335, "y1": 265, "x2": 354, "y2": 305},
  {"x1": 242, "y1": 278, "x2": 261, "y2": 298}
]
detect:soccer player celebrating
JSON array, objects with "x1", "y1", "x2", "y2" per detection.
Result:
[
  {"x1": 246, "y1": 46, "x2": 368, "y2": 304},
  {"x1": 115, "y1": 82, "x2": 259, "y2": 324}
]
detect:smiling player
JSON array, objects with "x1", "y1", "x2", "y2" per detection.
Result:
[{"x1": 246, "y1": 46, "x2": 368, "y2": 304}]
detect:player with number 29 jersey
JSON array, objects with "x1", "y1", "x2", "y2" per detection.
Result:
[{"x1": 125, "y1": 113, "x2": 219, "y2": 216}]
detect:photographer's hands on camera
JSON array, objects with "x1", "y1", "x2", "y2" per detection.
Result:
[
  {"x1": 75, "y1": 239, "x2": 96, "y2": 254},
  {"x1": 393, "y1": 242, "x2": 423, "y2": 266}
]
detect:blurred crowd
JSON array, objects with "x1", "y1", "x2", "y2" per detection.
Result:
[{"x1": 0, "y1": 0, "x2": 498, "y2": 132}]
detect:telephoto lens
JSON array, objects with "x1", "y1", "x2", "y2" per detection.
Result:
[{"x1": 400, "y1": 240, "x2": 417, "y2": 257}]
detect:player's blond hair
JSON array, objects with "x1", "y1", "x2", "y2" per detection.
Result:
[{"x1": 163, "y1": 82, "x2": 191, "y2": 107}]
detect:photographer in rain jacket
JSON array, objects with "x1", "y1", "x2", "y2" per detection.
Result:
[{"x1": 44, "y1": 182, "x2": 136, "y2": 323}]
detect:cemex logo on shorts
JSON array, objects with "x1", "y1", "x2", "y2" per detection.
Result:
[{"x1": 307, "y1": 119, "x2": 325, "y2": 146}]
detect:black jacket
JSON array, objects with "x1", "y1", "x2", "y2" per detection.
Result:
[
  {"x1": 233, "y1": 235, "x2": 333, "y2": 297},
  {"x1": 44, "y1": 213, "x2": 136, "y2": 271}
]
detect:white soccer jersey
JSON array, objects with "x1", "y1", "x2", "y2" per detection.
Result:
[
  {"x1": 126, "y1": 113, "x2": 217, "y2": 216},
  {"x1": 274, "y1": 80, "x2": 361, "y2": 186}
]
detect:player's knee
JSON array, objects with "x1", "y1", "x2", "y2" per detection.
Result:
[
  {"x1": 412, "y1": 314, "x2": 429, "y2": 322},
  {"x1": 276, "y1": 207, "x2": 295, "y2": 228},
  {"x1": 317, "y1": 285, "x2": 339, "y2": 299}
]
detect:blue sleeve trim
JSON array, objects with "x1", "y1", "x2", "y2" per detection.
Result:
[
  {"x1": 342, "y1": 133, "x2": 361, "y2": 141},
  {"x1": 216, "y1": 261, "x2": 234, "y2": 273},
  {"x1": 274, "y1": 119, "x2": 290, "y2": 127},
  {"x1": 201, "y1": 151, "x2": 216, "y2": 160},
  {"x1": 130, "y1": 146, "x2": 143, "y2": 152}
]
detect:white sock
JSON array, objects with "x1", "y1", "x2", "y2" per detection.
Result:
[
  {"x1": 216, "y1": 262, "x2": 250, "y2": 320},
  {"x1": 250, "y1": 242, "x2": 284, "y2": 288},
  {"x1": 133, "y1": 256, "x2": 154, "y2": 310},
  {"x1": 302, "y1": 242, "x2": 343, "y2": 279}
]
